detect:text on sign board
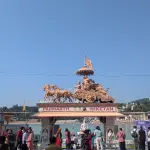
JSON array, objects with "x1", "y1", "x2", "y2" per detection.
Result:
[{"x1": 39, "y1": 107, "x2": 117, "y2": 112}]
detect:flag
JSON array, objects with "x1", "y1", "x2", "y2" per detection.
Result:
[
  {"x1": 85, "y1": 57, "x2": 93, "y2": 70},
  {"x1": 23, "y1": 102, "x2": 26, "y2": 112}
]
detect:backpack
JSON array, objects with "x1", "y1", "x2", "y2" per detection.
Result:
[{"x1": 131, "y1": 130, "x2": 138, "y2": 138}]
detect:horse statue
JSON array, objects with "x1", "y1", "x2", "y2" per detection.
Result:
[
  {"x1": 52, "y1": 85, "x2": 73, "y2": 102},
  {"x1": 43, "y1": 85, "x2": 73, "y2": 103},
  {"x1": 43, "y1": 84, "x2": 53, "y2": 100}
]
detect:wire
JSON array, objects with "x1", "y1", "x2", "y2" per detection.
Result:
[{"x1": 0, "y1": 71, "x2": 150, "y2": 77}]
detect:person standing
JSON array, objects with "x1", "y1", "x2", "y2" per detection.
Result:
[
  {"x1": 94, "y1": 126, "x2": 103, "y2": 150},
  {"x1": 4, "y1": 129, "x2": 9, "y2": 138},
  {"x1": 8, "y1": 129, "x2": 15, "y2": 150},
  {"x1": 65, "y1": 128, "x2": 71, "y2": 150},
  {"x1": 116, "y1": 128, "x2": 126, "y2": 150},
  {"x1": 148, "y1": 127, "x2": 150, "y2": 150},
  {"x1": 72, "y1": 134, "x2": 78, "y2": 149},
  {"x1": 131, "y1": 126, "x2": 138, "y2": 150},
  {"x1": 0, "y1": 136, "x2": 9, "y2": 150},
  {"x1": 55, "y1": 128, "x2": 62, "y2": 148},
  {"x1": 46, "y1": 136, "x2": 62, "y2": 150},
  {"x1": 16, "y1": 126, "x2": 24, "y2": 150},
  {"x1": 138, "y1": 126, "x2": 146, "y2": 150},
  {"x1": 83, "y1": 129, "x2": 91, "y2": 150},
  {"x1": 78, "y1": 129, "x2": 84, "y2": 150},
  {"x1": 88, "y1": 129, "x2": 92, "y2": 150},
  {"x1": 91, "y1": 133, "x2": 95, "y2": 150},
  {"x1": 4, "y1": 129, "x2": 9, "y2": 145},
  {"x1": 26, "y1": 128, "x2": 34, "y2": 150},
  {"x1": 21, "y1": 128, "x2": 28, "y2": 150}
]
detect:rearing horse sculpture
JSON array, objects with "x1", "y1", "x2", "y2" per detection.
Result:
[
  {"x1": 43, "y1": 84, "x2": 73, "y2": 102},
  {"x1": 43, "y1": 84, "x2": 56, "y2": 100}
]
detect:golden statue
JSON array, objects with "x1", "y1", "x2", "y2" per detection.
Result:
[
  {"x1": 82, "y1": 75, "x2": 90, "y2": 90},
  {"x1": 43, "y1": 57, "x2": 115, "y2": 103},
  {"x1": 43, "y1": 84, "x2": 53, "y2": 100},
  {"x1": 74, "y1": 81, "x2": 81, "y2": 94},
  {"x1": 85, "y1": 57, "x2": 93, "y2": 70},
  {"x1": 51, "y1": 85, "x2": 73, "y2": 102}
]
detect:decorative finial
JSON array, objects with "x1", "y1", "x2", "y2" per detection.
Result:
[{"x1": 76, "y1": 57, "x2": 94, "y2": 76}]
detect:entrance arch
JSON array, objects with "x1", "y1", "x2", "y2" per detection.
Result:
[{"x1": 35, "y1": 102, "x2": 123, "y2": 148}]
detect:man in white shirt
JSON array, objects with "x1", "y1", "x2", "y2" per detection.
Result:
[{"x1": 22, "y1": 128, "x2": 28, "y2": 150}]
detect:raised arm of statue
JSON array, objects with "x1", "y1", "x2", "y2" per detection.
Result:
[
  {"x1": 85, "y1": 58, "x2": 93, "y2": 70},
  {"x1": 75, "y1": 81, "x2": 81, "y2": 89}
]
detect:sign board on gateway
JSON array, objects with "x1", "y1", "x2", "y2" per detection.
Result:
[{"x1": 39, "y1": 106, "x2": 117, "y2": 112}]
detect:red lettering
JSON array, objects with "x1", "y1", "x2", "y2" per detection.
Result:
[
  {"x1": 96, "y1": 107, "x2": 99, "y2": 111},
  {"x1": 110, "y1": 107, "x2": 113, "y2": 111},
  {"x1": 65, "y1": 107, "x2": 69, "y2": 111},
  {"x1": 106, "y1": 107, "x2": 110, "y2": 111},
  {"x1": 110, "y1": 107, "x2": 115, "y2": 111},
  {"x1": 90, "y1": 107, "x2": 95, "y2": 111},
  {"x1": 44, "y1": 107, "x2": 48, "y2": 111},
  {"x1": 99, "y1": 107, "x2": 102, "y2": 111}
]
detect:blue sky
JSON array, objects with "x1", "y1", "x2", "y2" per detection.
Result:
[{"x1": 0, "y1": 0, "x2": 150, "y2": 106}]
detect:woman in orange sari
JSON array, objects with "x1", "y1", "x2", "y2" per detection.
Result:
[
  {"x1": 55, "y1": 128, "x2": 62, "y2": 148},
  {"x1": 26, "y1": 128, "x2": 34, "y2": 150}
]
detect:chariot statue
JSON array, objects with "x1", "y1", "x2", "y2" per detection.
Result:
[
  {"x1": 74, "y1": 57, "x2": 115, "y2": 103},
  {"x1": 43, "y1": 57, "x2": 115, "y2": 103}
]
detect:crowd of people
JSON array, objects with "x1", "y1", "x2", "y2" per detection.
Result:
[
  {"x1": 116, "y1": 125, "x2": 150, "y2": 150},
  {"x1": 45, "y1": 126, "x2": 104, "y2": 150},
  {"x1": 130, "y1": 125, "x2": 149, "y2": 150},
  {"x1": 1, "y1": 125, "x2": 150, "y2": 150},
  {"x1": 0, "y1": 126, "x2": 36, "y2": 150}
]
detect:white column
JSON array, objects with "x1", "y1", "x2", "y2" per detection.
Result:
[
  {"x1": 48, "y1": 117, "x2": 57, "y2": 143},
  {"x1": 40, "y1": 117, "x2": 57, "y2": 149},
  {"x1": 41, "y1": 118, "x2": 50, "y2": 148}
]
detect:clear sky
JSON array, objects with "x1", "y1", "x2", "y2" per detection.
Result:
[{"x1": 0, "y1": 0, "x2": 150, "y2": 106}]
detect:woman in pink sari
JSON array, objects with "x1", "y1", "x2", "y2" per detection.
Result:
[
  {"x1": 26, "y1": 128, "x2": 34, "y2": 150},
  {"x1": 55, "y1": 128, "x2": 62, "y2": 148},
  {"x1": 65, "y1": 128, "x2": 71, "y2": 150}
]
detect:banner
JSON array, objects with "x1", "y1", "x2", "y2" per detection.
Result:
[{"x1": 134, "y1": 121, "x2": 150, "y2": 143}]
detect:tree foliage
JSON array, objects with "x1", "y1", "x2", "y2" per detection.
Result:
[{"x1": 118, "y1": 98, "x2": 150, "y2": 112}]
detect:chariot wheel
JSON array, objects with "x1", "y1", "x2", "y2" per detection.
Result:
[{"x1": 85, "y1": 92, "x2": 96, "y2": 102}]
